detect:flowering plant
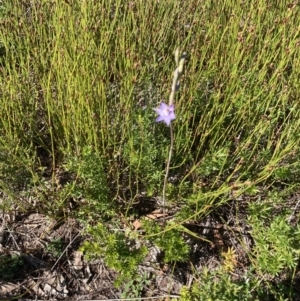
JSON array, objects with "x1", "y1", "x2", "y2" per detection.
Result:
[
  {"x1": 153, "y1": 102, "x2": 176, "y2": 126},
  {"x1": 153, "y1": 49, "x2": 186, "y2": 219}
]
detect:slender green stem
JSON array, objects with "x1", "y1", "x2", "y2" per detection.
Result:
[
  {"x1": 162, "y1": 123, "x2": 174, "y2": 220},
  {"x1": 161, "y1": 49, "x2": 186, "y2": 221}
]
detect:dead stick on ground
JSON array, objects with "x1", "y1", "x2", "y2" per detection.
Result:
[
  {"x1": 80, "y1": 295, "x2": 180, "y2": 301},
  {"x1": 51, "y1": 231, "x2": 81, "y2": 272}
]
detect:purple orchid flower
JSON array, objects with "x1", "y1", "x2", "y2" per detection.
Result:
[{"x1": 153, "y1": 102, "x2": 176, "y2": 126}]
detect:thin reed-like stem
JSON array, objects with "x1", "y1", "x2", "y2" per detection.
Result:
[
  {"x1": 162, "y1": 123, "x2": 174, "y2": 220},
  {"x1": 160, "y1": 50, "x2": 186, "y2": 220}
]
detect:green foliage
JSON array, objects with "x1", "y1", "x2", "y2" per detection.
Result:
[
  {"x1": 0, "y1": 139, "x2": 38, "y2": 211},
  {"x1": 180, "y1": 268, "x2": 259, "y2": 301},
  {"x1": 81, "y1": 222, "x2": 148, "y2": 287},
  {"x1": 0, "y1": 143, "x2": 34, "y2": 191},
  {"x1": 123, "y1": 110, "x2": 167, "y2": 195},
  {"x1": 143, "y1": 220, "x2": 190, "y2": 263},
  {"x1": 63, "y1": 146, "x2": 112, "y2": 221},
  {"x1": 46, "y1": 238, "x2": 63, "y2": 259},
  {"x1": 249, "y1": 214, "x2": 300, "y2": 277},
  {"x1": 0, "y1": 1, "x2": 5, "y2": 18},
  {"x1": 0, "y1": 1, "x2": 5, "y2": 57},
  {"x1": 195, "y1": 147, "x2": 230, "y2": 178},
  {"x1": 121, "y1": 272, "x2": 151, "y2": 299},
  {"x1": 0, "y1": 254, "x2": 23, "y2": 281},
  {"x1": 180, "y1": 267, "x2": 296, "y2": 301},
  {"x1": 1, "y1": 0, "x2": 300, "y2": 298}
]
